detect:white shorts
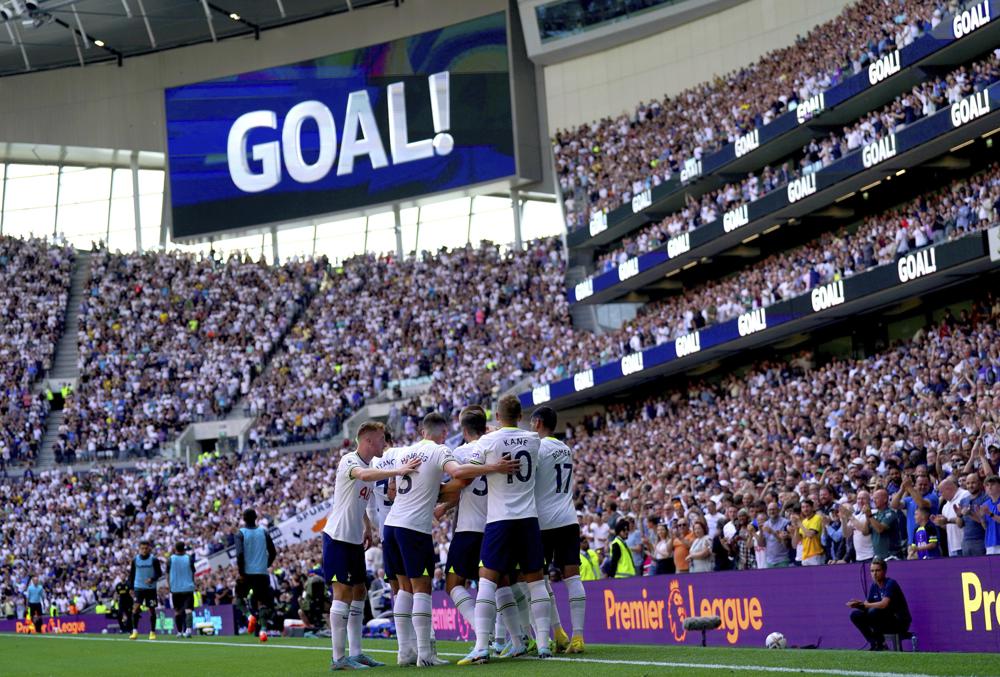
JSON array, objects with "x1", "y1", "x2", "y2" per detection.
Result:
[{"x1": 987, "y1": 546, "x2": 1000, "y2": 556}]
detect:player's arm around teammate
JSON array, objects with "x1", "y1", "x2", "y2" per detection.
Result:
[
  {"x1": 460, "y1": 395, "x2": 553, "y2": 665},
  {"x1": 351, "y1": 456, "x2": 421, "y2": 483},
  {"x1": 339, "y1": 448, "x2": 420, "y2": 585},
  {"x1": 325, "y1": 421, "x2": 420, "y2": 671},
  {"x1": 383, "y1": 413, "x2": 518, "y2": 667}
]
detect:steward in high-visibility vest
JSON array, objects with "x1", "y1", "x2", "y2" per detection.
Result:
[
  {"x1": 579, "y1": 546, "x2": 600, "y2": 581},
  {"x1": 605, "y1": 520, "x2": 636, "y2": 578}
]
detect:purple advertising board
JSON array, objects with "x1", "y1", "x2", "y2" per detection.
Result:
[
  {"x1": 432, "y1": 557, "x2": 1000, "y2": 653},
  {"x1": 0, "y1": 605, "x2": 235, "y2": 637}
]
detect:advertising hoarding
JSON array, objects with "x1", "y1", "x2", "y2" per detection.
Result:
[
  {"x1": 432, "y1": 557, "x2": 1000, "y2": 652},
  {"x1": 0, "y1": 605, "x2": 235, "y2": 636}
]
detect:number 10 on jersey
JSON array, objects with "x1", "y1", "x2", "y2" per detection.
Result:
[{"x1": 504, "y1": 451, "x2": 533, "y2": 483}]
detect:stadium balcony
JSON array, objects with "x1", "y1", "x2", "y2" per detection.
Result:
[
  {"x1": 521, "y1": 160, "x2": 1000, "y2": 409},
  {"x1": 574, "y1": 50, "x2": 1000, "y2": 302},
  {"x1": 567, "y1": 74, "x2": 1000, "y2": 308},
  {"x1": 560, "y1": 1, "x2": 1000, "y2": 253}
]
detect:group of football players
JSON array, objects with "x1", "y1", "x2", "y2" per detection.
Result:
[{"x1": 320, "y1": 394, "x2": 587, "y2": 670}]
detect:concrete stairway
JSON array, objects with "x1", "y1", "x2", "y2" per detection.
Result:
[
  {"x1": 37, "y1": 411, "x2": 65, "y2": 467},
  {"x1": 36, "y1": 251, "x2": 91, "y2": 469},
  {"x1": 49, "y1": 251, "x2": 90, "y2": 380}
]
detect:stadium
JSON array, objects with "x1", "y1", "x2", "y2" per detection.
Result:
[{"x1": 1, "y1": 0, "x2": 999, "y2": 674}]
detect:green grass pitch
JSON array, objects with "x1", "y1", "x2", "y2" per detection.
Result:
[{"x1": 1, "y1": 634, "x2": 996, "y2": 677}]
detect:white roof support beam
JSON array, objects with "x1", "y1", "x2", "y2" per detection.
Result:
[
  {"x1": 71, "y1": 5, "x2": 89, "y2": 48},
  {"x1": 199, "y1": 0, "x2": 217, "y2": 41},
  {"x1": 7, "y1": 22, "x2": 30, "y2": 71},
  {"x1": 68, "y1": 17, "x2": 84, "y2": 66},
  {"x1": 135, "y1": 0, "x2": 156, "y2": 47}
]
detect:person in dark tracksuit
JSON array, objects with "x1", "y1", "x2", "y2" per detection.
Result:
[
  {"x1": 236, "y1": 508, "x2": 277, "y2": 642},
  {"x1": 115, "y1": 580, "x2": 133, "y2": 633}
]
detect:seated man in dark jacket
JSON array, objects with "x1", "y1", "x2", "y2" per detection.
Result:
[{"x1": 846, "y1": 557, "x2": 912, "y2": 650}]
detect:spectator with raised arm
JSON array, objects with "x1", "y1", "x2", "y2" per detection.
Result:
[
  {"x1": 842, "y1": 494, "x2": 874, "y2": 564},
  {"x1": 891, "y1": 473, "x2": 940, "y2": 550}
]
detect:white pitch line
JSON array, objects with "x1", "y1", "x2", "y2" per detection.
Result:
[{"x1": 0, "y1": 634, "x2": 949, "y2": 677}]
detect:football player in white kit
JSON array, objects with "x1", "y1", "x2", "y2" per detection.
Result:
[
  {"x1": 383, "y1": 412, "x2": 518, "y2": 667},
  {"x1": 371, "y1": 429, "x2": 449, "y2": 665},
  {"x1": 440, "y1": 406, "x2": 489, "y2": 628},
  {"x1": 531, "y1": 406, "x2": 586, "y2": 654},
  {"x1": 437, "y1": 406, "x2": 526, "y2": 655},
  {"x1": 322, "y1": 421, "x2": 420, "y2": 671},
  {"x1": 459, "y1": 395, "x2": 553, "y2": 665},
  {"x1": 370, "y1": 431, "x2": 403, "y2": 592}
]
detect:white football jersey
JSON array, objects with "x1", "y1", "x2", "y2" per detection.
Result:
[
  {"x1": 534, "y1": 436, "x2": 577, "y2": 530},
  {"x1": 322, "y1": 451, "x2": 374, "y2": 545},
  {"x1": 453, "y1": 441, "x2": 488, "y2": 533},
  {"x1": 384, "y1": 440, "x2": 456, "y2": 534},
  {"x1": 371, "y1": 447, "x2": 404, "y2": 533},
  {"x1": 477, "y1": 427, "x2": 540, "y2": 524}
]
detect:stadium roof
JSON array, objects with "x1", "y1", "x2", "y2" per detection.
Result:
[{"x1": 0, "y1": 0, "x2": 393, "y2": 77}]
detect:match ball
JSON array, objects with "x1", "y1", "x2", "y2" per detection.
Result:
[{"x1": 765, "y1": 632, "x2": 786, "y2": 649}]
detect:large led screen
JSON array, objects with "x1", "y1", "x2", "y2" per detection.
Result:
[{"x1": 165, "y1": 12, "x2": 515, "y2": 238}]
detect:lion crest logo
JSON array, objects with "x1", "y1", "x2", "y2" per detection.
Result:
[{"x1": 666, "y1": 579, "x2": 687, "y2": 642}]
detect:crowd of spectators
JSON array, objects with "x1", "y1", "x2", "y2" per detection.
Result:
[
  {"x1": 569, "y1": 291, "x2": 1000, "y2": 574},
  {"x1": 13, "y1": 44, "x2": 996, "y2": 465},
  {"x1": 4, "y1": 0, "x2": 1000, "y2": 637},
  {"x1": 3, "y1": 290, "x2": 997, "y2": 624},
  {"x1": 17, "y1": 151, "x2": 994, "y2": 464},
  {"x1": 0, "y1": 448, "x2": 341, "y2": 620},
  {"x1": 593, "y1": 49, "x2": 1000, "y2": 273},
  {"x1": 531, "y1": 161, "x2": 1000, "y2": 386},
  {"x1": 244, "y1": 238, "x2": 568, "y2": 448},
  {"x1": 55, "y1": 249, "x2": 325, "y2": 463},
  {"x1": 0, "y1": 236, "x2": 74, "y2": 468},
  {"x1": 556, "y1": 0, "x2": 962, "y2": 230}
]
